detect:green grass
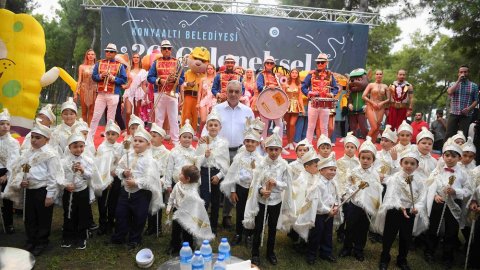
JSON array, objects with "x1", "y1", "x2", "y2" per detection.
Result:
[{"x1": 1, "y1": 204, "x2": 468, "y2": 270}]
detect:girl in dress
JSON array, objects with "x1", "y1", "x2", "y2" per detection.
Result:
[
  {"x1": 124, "y1": 53, "x2": 148, "y2": 128},
  {"x1": 74, "y1": 49, "x2": 97, "y2": 125},
  {"x1": 283, "y1": 69, "x2": 304, "y2": 151},
  {"x1": 198, "y1": 64, "x2": 217, "y2": 133}
]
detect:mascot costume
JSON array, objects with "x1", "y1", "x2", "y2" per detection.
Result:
[
  {"x1": 181, "y1": 47, "x2": 210, "y2": 135},
  {"x1": 347, "y1": 68, "x2": 369, "y2": 138}
]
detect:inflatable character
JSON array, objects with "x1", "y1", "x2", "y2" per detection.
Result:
[
  {"x1": 347, "y1": 68, "x2": 369, "y2": 138},
  {"x1": 181, "y1": 47, "x2": 210, "y2": 134},
  {"x1": 0, "y1": 9, "x2": 76, "y2": 136}
]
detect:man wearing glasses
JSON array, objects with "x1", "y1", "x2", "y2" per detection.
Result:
[
  {"x1": 256, "y1": 56, "x2": 285, "y2": 145},
  {"x1": 90, "y1": 43, "x2": 128, "y2": 138},
  {"x1": 301, "y1": 53, "x2": 338, "y2": 144},
  {"x1": 147, "y1": 40, "x2": 184, "y2": 144},
  {"x1": 211, "y1": 54, "x2": 244, "y2": 103}
]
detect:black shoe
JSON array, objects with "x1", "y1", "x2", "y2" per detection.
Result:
[
  {"x1": 306, "y1": 257, "x2": 316, "y2": 265},
  {"x1": 31, "y1": 244, "x2": 47, "y2": 256},
  {"x1": 89, "y1": 222, "x2": 99, "y2": 231},
  {"x1": 320, "y1": 255, "x2": 337, "y2": 263},
  {"x1": 75, "y1": 240, "x2": 87, "y2": 250},
  {"x1": 222, "y1": 216, "x2": 232, "y2": 229},
  {"x1": 60, "y1": 240, "x2": 72, "y2": 248},
  {"x1": 23, "y1": 243, "x2": 35, "y2": 252},
  {"x1": 379, "y1": 262, "x2": 388, "y2": 270},
  {"x1": 339, "y1": 248, "x2": 351, "y2": 257},
  {"x1": 232, "y1": 234, "x2": 242, "y2": 246},
  {"x1": 354, "y1": 251, "x2": 365, "y2": 262},
  {"x1": 127, "y1": 242, "x2": 139, "y2": 251},
  {"x1": 6, "y1": 225, "x2": 15, "y2": 234},
  {"x1": 424, "y1": 252, "x2": 433, "y2": 263},
  {"x1": 396, "y1": 262, "x2": 411, "y2": 270},
  {"x1": 251, "y1": 256, "x2": 260, "y2": 266},
  {"x1": 267, "y1": 253, "x2": 278, "y2": 265},
  {"x1": 97, "y1": 227, "x2": 107, "y2": 236}
]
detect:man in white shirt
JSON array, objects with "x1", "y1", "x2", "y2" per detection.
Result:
[{"x1": 203, "y1": 80, "x2": 254, "y2": 228}]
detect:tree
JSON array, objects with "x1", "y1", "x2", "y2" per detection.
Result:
[
  {"x1": 3, "y1": 0, "x2": 36, "y2": 13},
  {"x1": 366, "y1": 21, "x2": 401, "y2": 70},
  {"x1": 421, "y1": 0, "x2": 480, "y2": 81}
]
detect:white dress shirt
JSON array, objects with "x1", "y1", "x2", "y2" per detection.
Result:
[
  {"x1": 209, "y1": 101, "x2": 254, "y2": 148},
  {"x1": 164, "y1": 145, "x2": 196, "y2": 188},
  {"x1": 61, "y1": 153, "x2": 93, "y2": 192},
  {"x1": 255, "y1": 156, "x2": 289, "y2": 205}
]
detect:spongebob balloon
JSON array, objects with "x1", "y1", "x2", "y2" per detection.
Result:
[{"x1": 0, "y1": 9, "x2": 46, "y2": 136}]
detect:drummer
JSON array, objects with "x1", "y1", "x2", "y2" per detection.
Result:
[
  {"x1": 301, "y1": 53, "x2": 338, "y2": 144},
  {"x1": 256, "y1": 56, "x2": 286, "y2": 153}
]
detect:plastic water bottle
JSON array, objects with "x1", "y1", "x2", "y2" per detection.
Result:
[
  {"x1": 200, "y1": 240, "x2": 213, "y2": 270},
  {"x1": 213, "y1": 254, "x2": 226, "y2": 270},
  {"x1": 192, "y1": 251, "x2": 205, "y2": 270},
  {"x1": 179, "y1": 242, "x2": 193, "y2": 270},
  {"x1": 218, "y1": 238, "x2": 231, "y2": 264}
]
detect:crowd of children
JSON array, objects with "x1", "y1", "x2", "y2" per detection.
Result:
[{"x1": 1, "y1": 99, "x2": 480, "y2": 270}]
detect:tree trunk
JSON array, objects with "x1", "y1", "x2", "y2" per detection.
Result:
[{"x1": 90, "y1": 27, "x2": 96, "y2": 49}]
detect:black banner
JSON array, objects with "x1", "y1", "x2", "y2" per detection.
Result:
[{"x1": 101, "y1": 6, "x2": 369, "y2": 74}]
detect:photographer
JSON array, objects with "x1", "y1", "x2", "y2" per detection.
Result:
[{"x1": 445, "y1": 65, "x2": 478, "y2": 141}]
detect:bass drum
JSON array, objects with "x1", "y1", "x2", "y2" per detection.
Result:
[{"x1": 257, "y1": 87, "x2": 289, "y2": 120}]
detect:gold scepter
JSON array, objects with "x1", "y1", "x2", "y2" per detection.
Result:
[
  {"x1": 206, "y1": 136, "x2": 211, "y2": 194},
  {"x1": 326, "y1": 180, "x2": 369, "y2": 222},
  {"x1": 21, "y1": 163, "x2": 31, "y2": 222},
  {"x1": 405, "y1": 175, "x2": 415, "y2": 214},
  {"x1": 464, "y1": 211, "x2": 478, "y2": 270},
  {"x1": 123, "y1": 140, "x2": 132, "y2": 199},
  {"x1": 260, "y1": 178, "x2": 273, "y2": 247},
  {"x1": 437, "y1": 175, "x2": 456, "y2": 236}
]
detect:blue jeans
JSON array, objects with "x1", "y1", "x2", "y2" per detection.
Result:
[{"x1": 294, "y1": 115, "x2": 308, "y2": 143}]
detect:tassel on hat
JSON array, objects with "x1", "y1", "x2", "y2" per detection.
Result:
[
  {"x1": 105, "y1": 119, "x2": 121, "y2": 135},
  {"x1": 180, "y1": 119, "x2": 195, "y2": 136},
  {"x1": 461, "y1": 136, "x2": 476, "y2": 153},
  {"x1": 31, "y1": 118, "x2": 52, "y2": 138},
  {"x1": 129, "y1": 114, "x2": 145, "y2": 128},
  {"x1": 416, "y1": 126, "x2": 434, "y2": 144},
  {"x1": 359, "y1": 136, "x2": 377, "y2": 155},
  {"x1": 316, "y1": 134, "x2": 332, "y2": 149},
  {"x1": 150, "y1": 123, "x2": 166, "y2": 138},
  {"x1": 264, "y1": 126, "x2": 282, "y2": 148},
  {"x1": 0, "y1": 108, "x2": 11, "y2": 122},
  {"x1": 381, "y1": 124, "x2": 398, "y2": 143},
  {"x1": 61, "y1": 97, "x2": 78, "y2": 113},
  {"x1": 38, "y1": 104, "x2": 56, "y2": 123},
  {"x1": 344, "y1": 131, "x2": 360, "y2": 149},
  {"x1": 397, "y1": 120, "x2": 412, "y2": 134}
]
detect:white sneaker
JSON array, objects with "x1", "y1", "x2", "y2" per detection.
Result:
[
  {"x1": 288, "y1": 143, "x2": 295, "y2": 150},
  {"x1": 165, "y1": 134, "x2": 171, "y2": 140},
  {"x1": 282, "y1": 149, "x2": 290, "y2": 155},
  {"x1": 339, "y1": 138, "x2": 345, "y2": 143}
]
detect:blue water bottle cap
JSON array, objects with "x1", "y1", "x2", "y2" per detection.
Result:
[
  {"x1": 182, "y1": 242, "x2": 189, "y2": 247},
  {"x1": 221, "y1": 238, "x2": 227, "y2": 242},
  {"x1": 203, "y1": 240, "x2": 209, "y2": 244},
  {"x1": 194, "y1": 251, "x2": 201, "y2": 256},
  {"x1": 218, "y1": 254, "x2": 225, "y2": 261}
]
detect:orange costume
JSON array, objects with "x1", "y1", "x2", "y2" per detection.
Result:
[{"x1": 76, "y1": 64, "x2": 97, "y2": 124}]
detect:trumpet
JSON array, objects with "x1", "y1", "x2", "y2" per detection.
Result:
[{"x1": 102, "y1": 62, "x2": 111, "y2": 92}]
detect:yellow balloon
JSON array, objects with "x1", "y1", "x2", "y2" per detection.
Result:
[
  {"x1": 0, "y1": 9, "x2": 46, "y2": 135},
  {"x1": 58, "y1": 67, "x2": 77, "y2": 92}
]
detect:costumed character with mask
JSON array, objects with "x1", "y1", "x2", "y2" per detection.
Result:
[{"x1": 347, "y1": 68, "x2": 369, "y2": 139}]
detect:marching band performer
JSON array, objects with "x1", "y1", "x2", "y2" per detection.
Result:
[
  {"x1": 256, "y1": 56, "x2": 284, "y2": 140},
  {"x1": 147, "y1": 40, "x2": 185, "y2": 144},
  {"x1": 90, "y1": 43, "x2": 128, "y2": 138},
  {"x1": 211, "y1": 54, "x2": 244, "y2": 103},
  {"x1": 387, "y1": 70, "x2": 414, "y2": 130},
  {"x1": 301, "y1": 53, "x2": 338, "y2": 144}
]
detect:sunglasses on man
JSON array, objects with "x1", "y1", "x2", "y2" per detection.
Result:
[
  {"x1": 161, "y1": 47, "x2": 172, "y2": 51},
  {"x1": 316, "y1": 61, "x2": 327, "y2": 65}
]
